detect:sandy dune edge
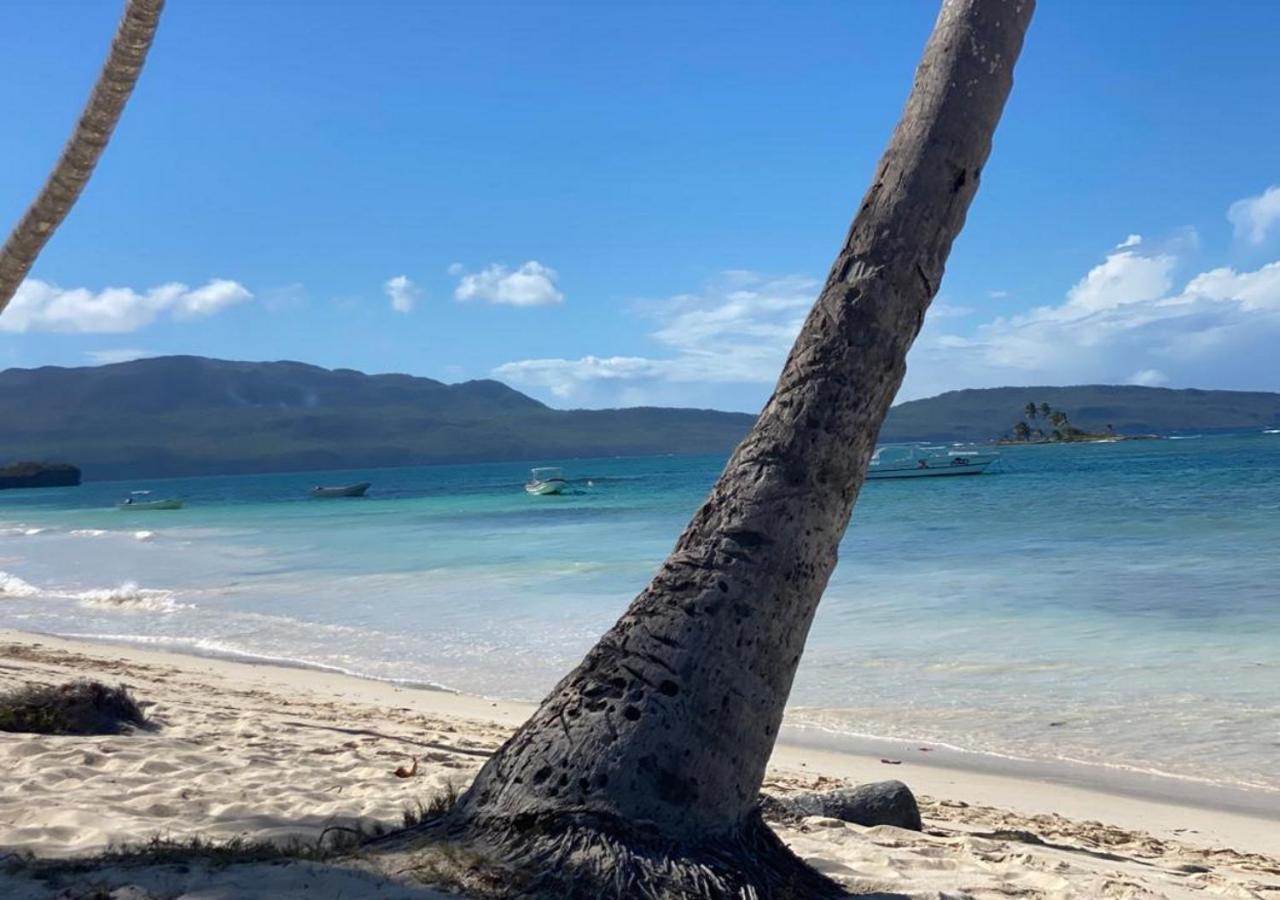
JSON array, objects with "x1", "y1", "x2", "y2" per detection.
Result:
[{"x1": 2, "y1": 633, "x2": 1277, "y2": 899}]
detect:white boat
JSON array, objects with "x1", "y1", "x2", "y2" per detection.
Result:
[
  {"x1": 310, "y1": 482, "x2": 370, "y2": 498},
  {"x1": 525, "y1": 467, "x2": 568, "y2": 495},
  {"x1": 866, "y1": 445, "x2": 999, "y2": 480},
  {"x1": 119, "y1": 497, "x2": 183, "y2": 510}
]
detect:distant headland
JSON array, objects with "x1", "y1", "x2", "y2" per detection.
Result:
[
  {"x1": 0, "y1": 461, "x2": 81, "y2": 490},
  {"x1": 0, "y1": 357, "x2": 1277, "y2": 479}
]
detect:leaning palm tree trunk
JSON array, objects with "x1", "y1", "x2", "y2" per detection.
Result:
[
  {"x1": 0, "y1": 0, "x2": 165, "y2": 313},
  {"x1": 389, "y1": 0, "x2": 1034, "y2": 895}
]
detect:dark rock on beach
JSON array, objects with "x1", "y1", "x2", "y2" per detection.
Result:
[{"x1": 760, "y1": 779, "x2": 923, "y2": 831}]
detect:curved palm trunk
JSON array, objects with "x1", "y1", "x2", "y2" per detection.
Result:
[
  {"x1": 396, "y1": 1, "x2": 1034, "y2": 894},
  {"x1": 0, "y1": 0, "x2": 165, "y2": 313}
]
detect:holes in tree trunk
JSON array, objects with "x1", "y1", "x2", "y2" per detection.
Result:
[
  {"x1": 658, "y1": 680, "x2": 679, "y2": 696},
  {"x1": 622, "y1": 705, "x2": 641, "y2": 721},
  {"x1": 725, "y1": 528, "x2": 770, "y2": 547}
]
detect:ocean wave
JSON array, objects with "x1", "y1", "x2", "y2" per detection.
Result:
[
  {"x1": 0, "y1": 569, "x2": 184, "y2": 613},
  {"x1": 0, "y1": 572, "x2": 42, "y2": 597},
  {"x1": 68, "y1": 527, "x2": 156, "y2": 542},
  {"x1": 73, "y1": 581, "x2": 185, "y2": 613},
  {"x1": 49, "y1": 631, "x2": 453, "y2": 693},
  {"x1": 0, "y1": 526, "x2": 49, "y2": 537}
]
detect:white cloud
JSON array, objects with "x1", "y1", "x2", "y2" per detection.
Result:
[
  {"x1": 84, "y1": 348, "x2": 155, "y2": 365},
  {"x1": 383, "y1": 275, "x2": 420, "y2": 313},
  {"x1": 454, "y1": 261, "x2": 563, "y2": 307},
  {"x1": 930, "y1": 302, "x2": 973, "y2": 319},
  {"x1": 1228, "y1": 186, "x2": 1280, "y2": 246},
  {"x1": 0, "y1": 278, "x2": 252, "y2": 334},
  {"x1": 261, "y1": 283, "x2": 307, "y2": 312},
  {"x1": 172, "y1": 279, "x2": 252, "y2": 319},
  {"x1": 1127, "y1": 368, "x2": 1168, "y2": 387},
  {"x1": 495, "y1": 192, "x2": 1280, "y2": 409},
  {"x1": 1063, "y1": 248, "x2": 1175, "y2": 312},
  {"x1": 496, "y1": 356, "x2": 667, "y2": 399},
  {"x1": 494, "y1": 272, "x2": 814, "y2": 405},
  {"x1": 903, "y1": 242, "x2": 1280, "y2": 400},
  {"x1": 499, "y1": 239, "x2": 1280, "y2": 409},
  {"x1": 1185, "y1": 261, "x2": 1280, "y2": 311}
]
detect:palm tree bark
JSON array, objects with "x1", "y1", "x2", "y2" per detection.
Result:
[
  {"x1": 389, "y1": 1, "x2": 1034, "y2": 895},
  {"x1": 0, "y1": 0, "x2": 165, "y2": 313}
]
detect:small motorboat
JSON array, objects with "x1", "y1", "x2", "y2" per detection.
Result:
[
  {"x1": 866, "y1": 445, "x2": 999, "y2": 480},
  {"x1": 119, "y1": 497, "x2": 184, "y2": 510},
  {"x1": 310, "y1": 482, "x2": 371, "y2": 498},
  {"x1": 525, "y1": 467, "x2": 567, "y2": 496}
]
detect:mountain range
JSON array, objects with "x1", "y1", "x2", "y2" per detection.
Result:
[{"x1": 1, "y1": 356, "x2": 1276, "y2": 480}]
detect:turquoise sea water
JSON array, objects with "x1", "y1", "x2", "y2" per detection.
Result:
[{"x1": 2, "y1": 434, "x2": 1278, "y2": 795}]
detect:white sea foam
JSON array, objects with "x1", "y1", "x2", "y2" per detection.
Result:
[
  {"x1": 66, "y1": 527, "x2": 156, "y2": 542},
  {"x1": 74, "y1": 581, "x2": 184, "y2": 613},
  {"x1": 1, "y1": 568, "x2": 184, "y2": 613},
  {"x1": 0, "y1": 572, "x2": 42, "y2": 598},
  {"x1": 0, "y1": 526, "x2": 48, "y2": 537}
]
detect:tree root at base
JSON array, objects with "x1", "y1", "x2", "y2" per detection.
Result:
[{"x1": 371, "y1": 808, "x2": 856, "y2": 900}]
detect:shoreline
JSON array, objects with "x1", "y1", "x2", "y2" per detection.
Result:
[
  {"x1": 16, "y1": 627, "x2": 1280, "y2": 807},
  {"x1": 5, "y1": 627, "x2": 1278, "y2": 861}
]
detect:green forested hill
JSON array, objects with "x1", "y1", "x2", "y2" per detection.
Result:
[
  {"x1": 1, "y1": 358, "x2": 1276, "y2": 479},
  {"x1": 0, "y1": 356, "x2": 755, "y2": 479}
]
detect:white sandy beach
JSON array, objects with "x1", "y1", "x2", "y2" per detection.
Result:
[{"x1": 2, "y1": 630, "x2": 1278, "y2": 899}]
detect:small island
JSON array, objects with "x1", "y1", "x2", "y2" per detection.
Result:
[
  {"x1": 998, "y1": 401, "x2": 1158, "y2": 444},
  {"x1": 0, "y1": 461, "x2": 82, "y2": 490}
]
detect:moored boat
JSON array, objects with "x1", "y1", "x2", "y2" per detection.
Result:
[
  {"x1": 310, "y1": 482, "x2": 371, "y2": 498},
  {"x1": 525, "y1": 467, "x2": 567, "y2": 495},
  {"x1": 866, "y1": 445, "x2": 999, "y2": 479},
  {"x1": 119, "y1": 497, "x2": 184, "y2": 510}
]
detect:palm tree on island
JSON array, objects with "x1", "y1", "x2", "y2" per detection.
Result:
[{"x1": 1006, "y1": 401, "x2": 1123, "y2": 444}]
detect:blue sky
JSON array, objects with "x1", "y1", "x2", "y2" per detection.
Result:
[{"x1": 3, "y1": 1, "x2": 1279, "y2": 412}]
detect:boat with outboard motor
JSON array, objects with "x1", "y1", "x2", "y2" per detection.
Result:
[
  {"x1": 310, "y1": 482, "x2": 371, "y2": 498},
  {"x1": 525, "y1": 467, "x2": 568, "y2": 495},
  {"x1": 866, "y1": 445, "x2": 999, "y2": 479}
]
